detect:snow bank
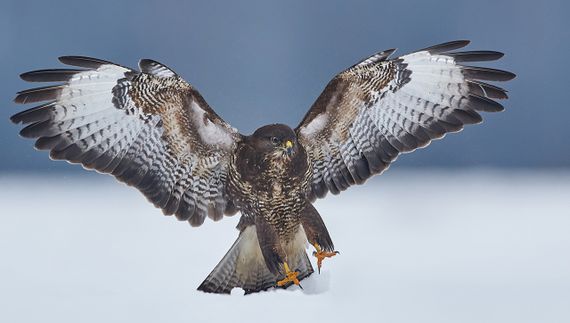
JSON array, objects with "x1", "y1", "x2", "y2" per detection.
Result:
[{"x1": 1, "y1": 169, "x2": 568, "y2": 323}]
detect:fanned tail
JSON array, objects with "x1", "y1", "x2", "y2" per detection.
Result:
[{"x1": 198, "y1": 226, "x2": 313, "y2": 294}]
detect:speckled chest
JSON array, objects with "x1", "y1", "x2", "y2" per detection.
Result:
[{"x1": 227, "y1": 143, "x2": 312, "y2": 238}]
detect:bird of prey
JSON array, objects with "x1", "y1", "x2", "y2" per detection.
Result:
[{"x1": 11, "y1": 40, "x2": 514, "y2": 294}]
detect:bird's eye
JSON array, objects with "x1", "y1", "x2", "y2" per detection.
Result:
[{"x1": 270, "y1": 137, "x2": 279, "y2": 145}]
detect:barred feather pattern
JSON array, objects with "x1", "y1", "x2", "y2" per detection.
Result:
[
  {"x1": 12, "y1": 57, "x2": 241, "y2": 225},
  {"x1": 198, "y1": 225, "x2": 314, "y2": 294},
  {"x1": 296, "y1": 40, "x2": 515, "y2": 200}
]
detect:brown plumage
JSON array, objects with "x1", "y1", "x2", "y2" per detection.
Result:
[{"x1": 11, "y1": 40, "x2": 515, "y2": 294}]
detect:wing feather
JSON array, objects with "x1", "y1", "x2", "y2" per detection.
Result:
[
  {"x1": 296, "y1": 40, "x2": 515, "y2": 200},
  {"x1": 13, "y1": 57, "x2": 242, "y2": 225}
]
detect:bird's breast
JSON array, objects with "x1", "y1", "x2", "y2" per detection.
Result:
[{"x1": 227, "y1": 146, "x2": 311, "y2": 240}]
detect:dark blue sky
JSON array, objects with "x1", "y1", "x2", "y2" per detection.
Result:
[{"x1": 1, "y1": 0, "x2": 568, "y2": 172}]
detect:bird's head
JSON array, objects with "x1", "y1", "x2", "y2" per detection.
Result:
[{"x1": 250, "y1": 124, "x2": 298, "y2": 160}]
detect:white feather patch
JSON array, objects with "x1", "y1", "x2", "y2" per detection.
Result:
[
  {"x1": 190, "y1": 101, "x2": 235, "y2": 150},
  {"x1": 235, "y1": 226, "x2": 265, "y2": 279},
  {"x1": 299, "y1": 113, "x2": 328, "y2": 138}
]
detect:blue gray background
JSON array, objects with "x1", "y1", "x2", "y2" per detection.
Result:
[
  {"x1": 2, "y1": 2, "x2": 569, "y2": 323},
  {"x1": 1, "y1": 0, "x2": 569, "y2": 172}
]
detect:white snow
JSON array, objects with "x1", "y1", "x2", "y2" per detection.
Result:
[{"x1": 0, "y1": 169, "x2": 569, "y2": 323}]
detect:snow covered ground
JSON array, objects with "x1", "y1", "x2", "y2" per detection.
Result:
[{"x1": 1, "y1": 169, "x2": 569, "y2": 323}]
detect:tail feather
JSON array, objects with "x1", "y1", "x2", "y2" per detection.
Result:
[{"x1": 198, "y1": 226, "x2": 313, "y2": 294}]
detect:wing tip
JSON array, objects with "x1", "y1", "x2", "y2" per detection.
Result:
[
  {"x1": 58, "y1": 55, "x2": 115, "y2": 68},
  {"x1": 448, "y1": 50, "x2": 505, "y2": 62},
  {"x1": 464, "y1": 66, "x2": 517, "y2": 82},
  {"x1": 19, "y1": 72, "x2": 32, "y2": 81},
  {"x1": 138, "y1": 58, "x2": 177, "y2": 77},
  {"x1": 9, "y1": 113, "x2": 21, "y2": 124},
  {"x1": 422, "y1": 40, "x2": 471, "y2": 54},
  {"x1": 13, "y1": 92, "x2": 31, "y2": 104},
  {"x1": 382, "y1": 48, "x2": 398, "y2": 57},
  {"x1": 19, "y1": 68, "x2": 83, "y2": 82}
]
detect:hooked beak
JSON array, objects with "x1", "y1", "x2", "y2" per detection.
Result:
[{"x1": 284, "y1": 140, "x2": 294, "y2": 156}]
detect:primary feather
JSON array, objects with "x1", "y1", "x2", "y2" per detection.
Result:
[
  {"x1": 13, "y1": 57, "x2": 241, "y2": 225},
  {"x1": 296, "y1": 40, "x2": 515, "y2": 200}
]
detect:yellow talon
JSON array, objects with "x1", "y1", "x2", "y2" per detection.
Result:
[
  {"x1": 276, "y1": 262, "x2": 301, "y2": 288},
  {"x1": 312, "y1": 243, "x2": 339, "y2": 273}
]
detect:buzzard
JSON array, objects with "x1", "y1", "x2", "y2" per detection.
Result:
[{"x1": 11, "y1": 40, "x2": 515, "y2": 294}]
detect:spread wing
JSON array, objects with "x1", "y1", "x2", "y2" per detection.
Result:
[
  {"x1": 296, "y1": 40, "x2": 515, "y2": 200},
  {"x1": 12, "y1": 57, "x2": 242, "y2": 226}
]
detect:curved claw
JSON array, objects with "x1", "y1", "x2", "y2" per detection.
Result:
[
  {"x1": 276, "y1": 262, "x2": 302, "y2": 288},
  {"x1": 312, "y1": 243, "x2": 339, "y2": 274}
]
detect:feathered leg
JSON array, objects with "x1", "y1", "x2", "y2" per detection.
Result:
[
  {"x1": 255, "y1": 216, "x2": 303, "y2": 288},
  {"x1": 300, "y1": 202, "x2": 339, "y2": 273},
  {"x1": 254, "y1": 216, "x2": 285, "y2": 274}
]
